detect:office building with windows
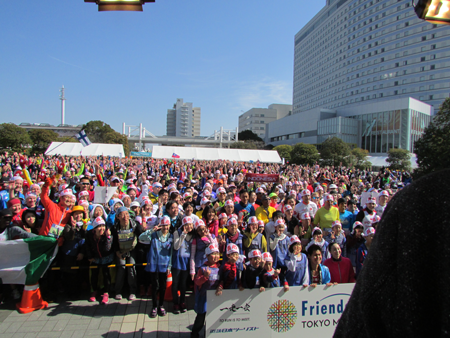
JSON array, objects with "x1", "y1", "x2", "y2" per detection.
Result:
[
  {"x1": 166, "y1": 98, "x2": 201, "y2": 137},
  {"x1": 238, "y1": 104, "x2": 292, "y2": 139},
  {"x1": 267, "y1": 0, "x2": 444, "y2": 155}
]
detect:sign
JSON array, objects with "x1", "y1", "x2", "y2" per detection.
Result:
[
  {"x1": 245, "y1": 173, "x2": 279, "y2": 183},
  {"x1": 206, "y1": 284, "x2": 354, "y2": 337},
  {"x1": 130, "y1": 151, "x2": 152, "y2": 157},
  {"x1": 93, "y1": 186, "x2": 117, "y2": 204}
]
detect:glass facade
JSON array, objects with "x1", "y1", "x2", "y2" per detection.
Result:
[
  {"x1": 349, "y1": 109, "x2": 431, "y2": 154},
  {"x1": 317, "y1": 117, "x2": 360, "y2": 145}
]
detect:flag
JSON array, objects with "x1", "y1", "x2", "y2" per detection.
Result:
[
  {"x1": 172, "y1": 153, "x2": 180, "y2": 159},
  {"x1": 0, "y1": 237, "x2": 58, "y2": 285},
  {"x1": 75, "y1": 130, "x2": 92, "y2": 147}
]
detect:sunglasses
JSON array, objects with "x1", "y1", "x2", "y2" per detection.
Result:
[{"x1": 81, "y1": 182, "x2": 90, "y2": 185}]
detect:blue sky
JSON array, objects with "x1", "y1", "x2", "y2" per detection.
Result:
[{"x1": 0, "y1": 0, "x2": 325, "y2": 136}]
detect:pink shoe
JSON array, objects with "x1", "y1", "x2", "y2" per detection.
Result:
[
  {"x1": 89, "y1": 291, "x2": 97, "y2": 302},
  {"x1": 101, "y1": 293, "x2": 109, "y2": 304}
]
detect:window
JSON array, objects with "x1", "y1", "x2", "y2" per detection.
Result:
[
  {"x1": 430, "y1": 65, "x2": 435, "y2": 70},
  {"x1": 421, "y1": 57, "x2": 426, "y2": 62},
  {"x1": 431, "y1": 44, "x2": 436, "y2": 49},
  {"x1": 420, "y1": 67, "x2": 425, "y2": 72},
  {"x1": 422, "y1": 36, "x2": 427, "y2": 41},
  {"x1": 429, "y1": 85, "x2": 434, "y2": 90},
  {"x1": 429, "y1": 95, "x2": 434, "y2": 100},
  {"x1": 394, "y1": 90, "x2": 398, "y2": 95},
  {"x1": 395, "y1": 81, "x2": 399, "y2": 86}
]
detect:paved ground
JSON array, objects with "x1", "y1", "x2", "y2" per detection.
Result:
[{"x1": 0, "y1": 291, "x2": 202, "y2": 338}]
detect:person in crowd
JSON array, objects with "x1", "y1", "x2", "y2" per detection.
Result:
[
  {"x1": 325, "y1": 220, "x2": 347, "y2": 256},
  {"x1": 323, "y1": 242, "x2": 355, "y2": 284},
  {"x1": 21, "y1": 209, "x2": 41, "y2": 234},
  {"x1": 284, "y1": 235, "x2": 309, "y2": 290},
  {"x1": 283, "y1": 204, "x2": 300, "y2": 236},
  {"x1": 306, "y1": 227, "x2": 330, "y2": 261},
  {"x1": 84, "y1": 217, "x2": 113, "y2": 304},
  {"x1": 375, "y1": 190, "x2": 389, "y2": 217},
  {"x1": 190, "y1": 219, "x2": 217, "y2": 280},
  {"x1": 346, "y1": 221, "x2": 365, "y2": 268},
  {"x1": 217, "y1": 243, "x2": 243, "y2": 291},
  {"x1": 243, "y1": 216, "x2": 267, "y2": 256},
  {"x1": 139, "y1": 216, "x2": 173, "y2": 318},
  {"x1": 307, "y1": 244, "x2": 332, "y2": 287},
  {"x1": 356, "y1": 227, "x2": 375, "y2": 278},
  {"x1": 202, "y1": 205, "x2": 218, "y2": 238},
  {"x1": 242, "y1": 249, "x2": 264, "y2": 290},
  {"x1": 233, "y1": 189, "x2": 255, "y2": 219},
  {"x1": 255, "y1": 195, "x2": 276, "y2": 225},
  {"x1": 356, "y1": 196, "x2": 378, "y2": 230},
  {"x1": 112, "y1": 206, "x2": 138, "y2": 301},
  {"x1": 338, "y1": 198, "x2": 355, "y2": 234},
  {"x1": 268, "y1": 219, "x2": 289, "y2": 285},
  {"x1": 294, "y1": 189, "x2": 318, "y2": 220},
  {"x1": 191, "y1": 243, "x2": 221, "y2": 338},
  {"x1": 265, "y1": 210, "x2": 285, "y2": 240},
  {"x1": 172, "y1": 216, "x2": 194, "y2": 314},
  {"x1": 313, "y1": 194, "x2": 340, "y2": 236},
  {"x1": 260, "y1": 252, "x2": 281, "y2": 289}
]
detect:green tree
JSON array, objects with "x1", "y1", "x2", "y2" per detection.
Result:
[
  {"x1": 238, "y1": 130, "x2": 263, "y2": 142},
  {"x1": 273, "y1": 144, "x2": 293, "y2": 162},
  {"x1": 28, "y1": 129, "x2": 59, "y2": 154},
  {"x1": 350, "y1": 148, "x2": 372, "y2": 170},
  {"x1": 386, "y1": 148, "x2": 411, "y2": 171},
  {"x1": 0, "y1": 123, "x2": 31, "y2": 153},
  {"x1": 319, "y1": 137, "x2": 351, "y2": 167},
  {"x1": 291, "y1": 143, "x2": 320, "y2": 165},
  {"x1": 230, "y1": 141, "x2": 257, "y2": 149},
  {"x1": 82, "y1": 120, "x2": 130, "y2": 155},
  {"x1": 415, "y1": 98, "x2": 450, "y2": 178}
]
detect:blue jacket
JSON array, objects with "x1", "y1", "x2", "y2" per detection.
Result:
[{"x1": 308, "y1": 264, "x2": 331, "y2": 285}]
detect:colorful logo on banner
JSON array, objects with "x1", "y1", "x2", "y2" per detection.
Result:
[{"x1": 267, "y1": 299, "x2": 298, "y2": 333}]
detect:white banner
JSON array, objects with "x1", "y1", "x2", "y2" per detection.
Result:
[
  {"x1": 93, "y1": 186, "x2": 117, "y2": 204},
  {"x1": 206, "y1": 283, "x2": 355, "y2": 337}
]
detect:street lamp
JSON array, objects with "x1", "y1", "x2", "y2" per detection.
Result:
[
  {"x1": 84, "y1": 0, "x2": 155, "y2": 12},
  {"x1": 414, "y1": 0, "x2": 450, "y2": 25}
]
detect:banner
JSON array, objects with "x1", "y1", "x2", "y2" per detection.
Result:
[
  {"x1": 93, "y1": 186, "x2": 117, "y2": 204},
  {"x1": 245, "y1": 173, "x2": 279, "y2": 183},
  {"x1": 206, "y1": 284, "x2": 354, "y2": 337},
  {"x1": 130, "y1": 152, "x2": 152, "y2": 158}
]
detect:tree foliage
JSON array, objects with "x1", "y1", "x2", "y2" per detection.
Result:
[
  {"x1": 82, "y1": 120, "x2": 130, "y2": 155},
  {"x1": 415, "y1": 98, "x2": 450, "y2": 178},
  {"x1": 28, "y1": 129, "x2": 59, "y2": 154},
  {"x1": 238, "y1": 130, "x2": 263, "y2": 142},
  {"x1": 319, "y1": 137, "x2": 351, "y2": 167},
  {"x1": 0, "y1": 123, "x2": 31, "y2": 153},
  {"x1": 291, "y1": 143, "x2": 320, "y2": 165},
  {"x1": 273, "y1": 145, "x2": 293, "y2": 162},
  {"x1": 350, "y1": 147, "x2": 372, "y2": 170},
  {"x1": 386, "y1": 148, "x2": 411, "y2": 171},
  {"x1": 230, "y1": 141, "x2": 257, "y2": 149}
]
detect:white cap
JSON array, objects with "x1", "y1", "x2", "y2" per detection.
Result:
[
  {"x1": 325, "y1": 194, "x2": 334, "y2": 202},
  {"x1": 130, "y1": 201, "x2": 140, "y2": 208},
  {"x1": 312, "y1": 227, "x2": 323, "y2": 235},
  {"x1": 152, "y1": 182, "x2": 162, "y2": 188},
  {"x1": 301, "y1": 189, "x2": 311, "y2": 197},
  {"x1": 329, "y1": 184, "x2": 338, "y2": 190},
  {"x1": 200, "y1": 197, "x2": 210, "y2": 205},
  {"x1": 225, "y1": 200, "x2": 234, "y2": 207},
  {"x1": 205, "y1": 243, "x2": 219, "y2": 255},
  {"x1": 60, "y1": 189, "x2": 74, "y2": 197},
  {"x1": 248, "y1": 216, "x2": 258, "y2": 224},
  {"x1": 182, "y1": 216, "x2": 193, "y2": 225},
  {"x1": 284, "y1": 205, "x2": 293, "y2": 211},
  {"x1": 226, "y1": 243, "x2": 239, "y2": 255},
  {"x1": 218, "y1": 213, "x2": 228, "y2": 220},
  {"x1": 275, "y1": 219, "x2": 285, "y2": 227},
  {"x1": 379, "y1": 190, "x2": 390, "y2": 197},
  {"x1": 363, "y1": 227, "x2": 376, "y2": 237},
  {"x1": 227, "y1": 218, "x2": 238, "y2": 226},
  {"x1": 258, "y1": 220, "x2": 265, "y2": 228},
  {"x1": 289, "y1": 235, "x2": 301, "y2": 247},
  {"x1": 78, "y1": 191, "x2": 89, "y2": 197},
  {"x1": 160, "y1": 216, "x2": 171, "y2": 226},
  {"x1": 367, "y1": 197, "x2": 377, "y2": 204},
  {"x1": 261, "y1": 252, "x2": 273, "y2": 262},
  {"x1": 331, "y1": 220, "x2": 342, "y2": 228},
  {"x1": 248, "y1": 249, "x2": 261, "y2": 258},
  {"x1": 217, "y1": 187, "x2": 226, "y2": 194},
  {"x1": 194, "y1": 219, "x2": 205, "y2": 229},
  {"x1": 92, "y1": 216, "x2": 105, "y2": 229}
]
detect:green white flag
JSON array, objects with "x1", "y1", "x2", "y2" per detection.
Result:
[{"x1": 0, "y1": 236, "x2": 58, "y2": 285}]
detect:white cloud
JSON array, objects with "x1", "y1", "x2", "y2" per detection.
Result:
[{"x1": 234, "y1": 78, "x2": 292, "y2": 111}]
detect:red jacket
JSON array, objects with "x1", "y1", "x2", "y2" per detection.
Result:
[
  {"x1": 39, "y1": 177, "x2": 72, "y2": 236},
  {"x1": 323, "y1": 256, "x2": 356, "y2": 284}
]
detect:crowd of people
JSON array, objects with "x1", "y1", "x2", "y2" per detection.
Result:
[{"x1": 0, "y1": 152, "x2": 412, "y2": 337}]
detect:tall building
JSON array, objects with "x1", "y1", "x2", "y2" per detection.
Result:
[
  {"x1": 238, "y1": 104, "x2": 292, "y2": 139},
  {"x1": 293, "y1": 0, "x2": 449, "y2": 115},
  {"x1": 266, "y1": 0, "x2": 445, "y2": 155},
  {"x1": 166, "y1": 98, "x2": 201, "y2": 137}
]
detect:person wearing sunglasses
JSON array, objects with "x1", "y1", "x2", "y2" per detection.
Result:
[{"x1": 77, "y1": 177, "x2": 94, "y2": 202}]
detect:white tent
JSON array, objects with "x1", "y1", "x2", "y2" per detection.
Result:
[
  {"x1": 151, "y1": 146, "x2": 282, "y2": 163},
  {"x1": 45, "y1": 142, "x2": 125, "y2": 157}
]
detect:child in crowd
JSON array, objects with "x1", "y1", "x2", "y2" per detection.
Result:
[
  {"x1": 285, "y1": 235, "x2": 309, "y2": 290},
  {"x1": 268, "y1": 219, "x2": 289, "y2": 285},
  {"x1": 139, "y1": 216, "x2": 173, "y2": 318},
  {"x1": 356, "y1": 227, "x2": 375, "y2": 278},
  {"x1": 218, "y1": 243, "x2": 244, "y2": 291},
  {"x1": 346, "y1": 221, "x2": 365, "y2": 268},
  {"x1": 305, "y1": 227, "x2": 330, "y2": 262},
  {"x1": 84, "y1": 217, "x2": 113, "y2": 304},
  {"x1": 242, "y1": 249, "x2": 264, "y2": 291},
  {"x1": 191, "y1": 243, "x2": 221, "y2": 338},
  {"x1": 325, "y1": 220, "x2": 347, "y2": 257},
  {"x1": 217, "y1": 213, "x2": 228, "y2": 237},
  {"x1": 190, "y1": 220, "x2": 217, "y2": 280},
  {"x1": 243, "y1": 216, "x2": 267, "y2": 256},
  {"x1": 261, "y1": 252, "x2": 281, "y2": 289}
]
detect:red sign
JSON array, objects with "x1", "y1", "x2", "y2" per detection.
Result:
[{"x1": 245, "y1": 173, "x2": 279, "y2": 183}]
